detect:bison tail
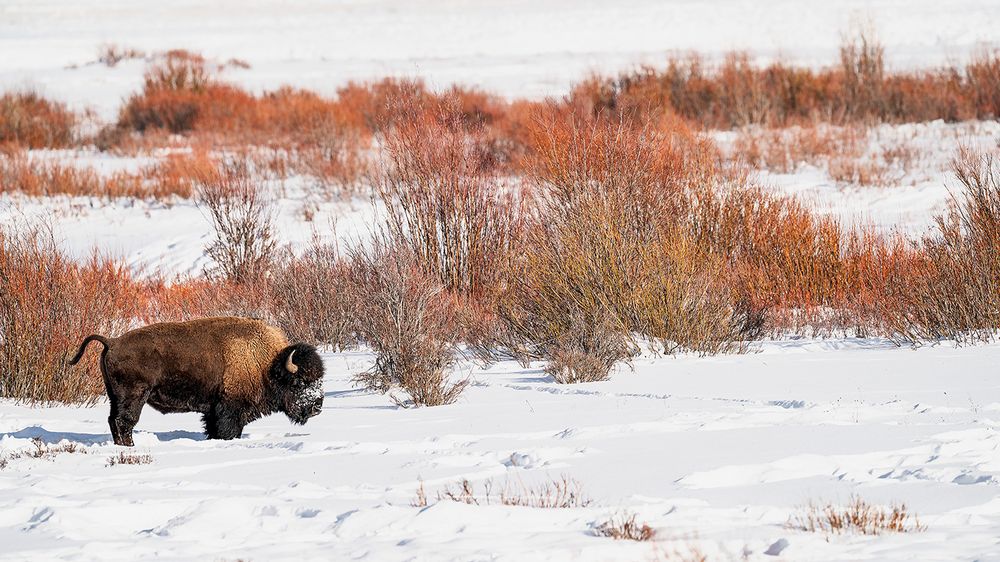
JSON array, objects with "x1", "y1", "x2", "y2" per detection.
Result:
[{"x1": 68, "y1": 335, "x2": 111, "y2": 366}]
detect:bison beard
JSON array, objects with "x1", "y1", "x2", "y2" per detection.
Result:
[{"x1": 69, "y1": 317, "x2": 326, "y2": 446}]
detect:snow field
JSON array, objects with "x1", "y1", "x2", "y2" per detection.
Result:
[
  {"x1": 3, "y1": 0, "x2": 1000, "y2": 121},
  {"x1": 2, "y1": 340, "x2": 999, "y2": 561}
]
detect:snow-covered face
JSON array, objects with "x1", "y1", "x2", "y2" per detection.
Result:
[
  {"x1": 271, "y1": 345, "x2": 326, "y2": 425},
  {"x1": 281, "y1": 378, "x2": 324, "y2": 425}
]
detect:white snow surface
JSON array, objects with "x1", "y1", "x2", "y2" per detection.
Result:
[
  {"x1": 3, "y1": 0, "x2": 1000, "y2": 120},
  {"x1": 713, "y1": 120, "x2": 1000, "y2": 237},
  {"x1": 2, "y1": 341, "x2": 999, "y2": 561},
  {"x1": 0, "y1": 186, "x2": 376, "y2": 280}
]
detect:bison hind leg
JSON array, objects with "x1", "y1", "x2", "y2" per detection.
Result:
[
  {"x1": 107, "y1": 395, "x2": 123, "y2": 445},
  {"x1": 110, "y1": 387, "x2": 150, "y2": 447},
  {"x1": 202, "y1": 404, "x2": 245, "y2": 440},
  {"x1": 102, "y1": 370, "x2": 126, "y2": 445}
]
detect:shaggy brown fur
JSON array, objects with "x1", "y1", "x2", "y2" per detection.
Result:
[{"x1": 70, "y1": 317, "x2": 325, "y2": 446}]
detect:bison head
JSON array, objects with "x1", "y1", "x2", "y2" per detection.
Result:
[{"x1": 270, "y1": 343, "x2": 325, "y2": 424}]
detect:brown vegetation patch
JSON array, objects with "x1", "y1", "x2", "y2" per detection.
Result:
[
  {"x1": 732, "y1": 123, "x2": 919, "y2": 187},
  {"x1": 593, "y1": 512, "x2": 657, "y2": 541},
  {"x1": 572, "y1": 31, "x2": 1000, "y2": 129},
  {"x1": 0, "y1": 224, "x2": 144, "y2": 404},
  {"x1": 97, "y1": 44, "x2": 145, "y2": 67},
  {"x1": 106, "y1": 451, "x2": 153, "y2": 466},
  {"x1": 789, "y1": 496, "x2": 925, "y2": 535},
  {"x1": 0, "y1": 146, "x2": 208, "y2": 200},
  {"x1": 417, "y1": 475, "x2": 591, "y2": 509},
  {"x1": 0, "y1": 92, "x2": 75, "y2": 149},
  {"x1": 0, "y1": 438, "x2": 88, "y2": 469}
]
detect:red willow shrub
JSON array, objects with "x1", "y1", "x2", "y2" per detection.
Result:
[
  {"x1": 0, "y1": 225, "x2": 143, "y2": 404},
  {"x1": 114, "y1": 55, "x2": 524, "y2": 191},
  {"x1": 268, "y1": 240, "x2": 358, "y2": 350},
  {"x1": 508, "y1": 107, "x2": 950, "y2": 348},
  {"x1": 900, "y1": 148, "x2": 1000, "y2": 342},
  {"x1": 195, "y1": 158, "x2": 277, "y2": 285},
  {"x1": 140, "y1": 277, "x2": 274, "y2": 326},
  {"x1": 373, "y1": 95, "x2": 524, "y2": 300},
  {"x1": 0, "y1": 91, "x2": 76, "y2": 149},
  {"x1": 114, "y1": 52, "x2": 368, "y2": 191},
  {"x1": 2, "y1": 142, "x2": 348, "y2": 204},
  {"x1": 0, "y1": 146, "x2": 211, "y2": 200},
  {"x1": 572, "y1": 33, "x2": 1000, "y2": 129},
  {"x1": 501, "y1": 112, "x2": 744, "y2": 374}
]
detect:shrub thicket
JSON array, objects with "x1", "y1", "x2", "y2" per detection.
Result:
[
  {"x1": 348, "y1": 237, "x2": 466, "y2": 406},
  {"x1": 0, "y1": 225, "x2": 142, "y2": 404},
  {"x1": 571, "y1": 32, "x2": 1000, "y2": 128},
  {"x1": 0, "y1": 91, "x2": 75, "y2": 149}
]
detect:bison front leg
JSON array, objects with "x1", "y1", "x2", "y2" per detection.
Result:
[{"x1": 202, "y1": 404, "x2": 246, "y2": 440}]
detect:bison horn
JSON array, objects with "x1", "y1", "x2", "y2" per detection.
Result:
[{"x1": 285, "y1": 350, "x2": 299, "y2": 374}]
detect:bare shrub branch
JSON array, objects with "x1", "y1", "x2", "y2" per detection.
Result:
[
  {"x1": 97, "y1": 44, "x2": 145, "y2": 68},
  {"x1": 543, "y1": 314, "x2": 636, "y2": 383},
  {"x1": 196, "y1": 159, "x2": 277, "y2": 285},
  {"x1": 373, "y1": 94, "x2": 524, "y2": 300},
  {"x1": 269, "y1": 238, "x2": 358, "y2": 349},
  {"x1": 896, "y1": 148, "x2": 1000, "y2": 342},
  {"x1": 348, "y1": 237, "x2": 466, "y2": 407},
  {"x1": 106, "y1": 451, "x2": 153, "y2": 467},
  {"x1": 1, "y1": 438, "x2": 88, "y2": 470}
]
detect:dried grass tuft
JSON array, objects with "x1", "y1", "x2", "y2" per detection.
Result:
[
  {"x1": 593, "y1": 512, "x2": 657, "y2": 541},
  {"x1": 106, "y1": 451, "x2": 153, "y2": 466},
  {"x1": 789, "y1": 496, "x2": 925, "y2": 535}
]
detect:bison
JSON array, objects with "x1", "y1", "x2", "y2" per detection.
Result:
[{"x1": 69, "y1": 316, "x2": 325, "y2": 446}]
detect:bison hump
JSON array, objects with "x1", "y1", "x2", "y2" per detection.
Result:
[{"x1": 220, "y1": 328, "x2": 287, "y2": 403}]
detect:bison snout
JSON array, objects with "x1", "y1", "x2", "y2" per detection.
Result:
[
  {"x1": 287, "y1": 397, "x2": 323, "y2": 425},
  {"x1": 306, "y1": 400, "x2": 323, "y2": 418}
]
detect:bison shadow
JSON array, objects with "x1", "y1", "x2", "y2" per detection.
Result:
[
  {"x1": 3, "y1": 425, "x2": 206, "y2": 445},
  {"x1": 323, "y1": 388, "x2": 397, "y2": 410}
]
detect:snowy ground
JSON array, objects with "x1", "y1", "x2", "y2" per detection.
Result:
[
  {"x1": 713, "y1": 120, "x2": 1000, "y2": 237},
  {"x1": 3, "y1": 0, "x2": 1000, "y2": 120},
  {"x1": 0, "y1": 182, "x2": 376, "y2": 280},
  {"x1": 2, "y1": 340, "x2": 999, "y2": 561}
]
